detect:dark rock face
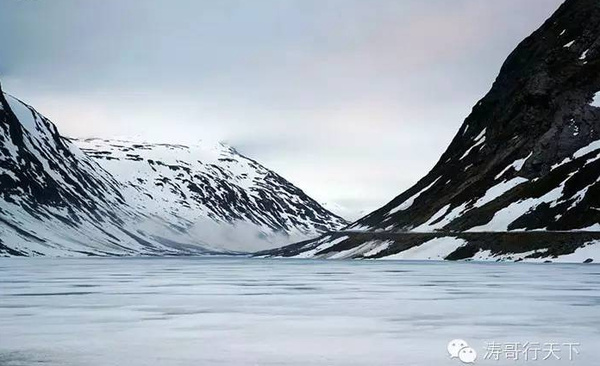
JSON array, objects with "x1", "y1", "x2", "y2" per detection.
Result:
[
  {"x1": 353, "y1": 0, "x2": 600, "y2": 233},
  {"x1": 0, "y1": 82, "x2": 139, "y2": 257},
  {"x1": 0, "y1": 83, "x2": 124, "y2": 212},
  {"x1": 263, "y1": 0, "x2": 600, "y2": 261},
  {"x1": 0, "y1": 84, "x2": 182, "y2": 256}
]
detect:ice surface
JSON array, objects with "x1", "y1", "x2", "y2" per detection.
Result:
[{"x1": 0, "y1": 258, "x2": 598, "y2": 366}]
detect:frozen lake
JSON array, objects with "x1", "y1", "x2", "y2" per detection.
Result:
[{"x1": 0, "y1": 258, "x2": 598, "y2": 365}]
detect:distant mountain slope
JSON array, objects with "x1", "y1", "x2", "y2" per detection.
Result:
[
  {"x1": 355, "y1": 0, "x2": 600, "y2": 233},
  {"x1": 73, "y1": 138, "x2": 346, "y2": 251},
  {"x1": 263, "y1": 0, "x2": 600, "y2": 262},
  {"x1": 0, "y1": 85, "x2": 172, "y2": 256},
  {"x1": 258, "y1": 231, "x2": 600, "y2": 263},
  {"x1": 0, "y1": 82, "x2": 345, "y2": 256}
]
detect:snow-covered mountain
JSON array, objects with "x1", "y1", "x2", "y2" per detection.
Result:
[
  {"x1": 0, "y1": 82, "x2": 345, "y2": 256},
  {"x1": 0, "y1": 87, "x2": 153, "y2": 256},
  {"x1": 262, "y1": 0, "x2": 600, "y2": 262},
  {"x1": 72, "y1": 138, "x2": 346, "y2": 252}
]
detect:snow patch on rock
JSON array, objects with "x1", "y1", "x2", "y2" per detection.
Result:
[
  {"x1": 380, "y1": 237, "x2": 467, "y2": 260},
  {"x1": 387, "y1": 177, "x2": 441, "y2": 215}
]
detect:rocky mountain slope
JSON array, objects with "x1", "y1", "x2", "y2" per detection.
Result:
[
  {"x1": 0, "y1": 83, "x2": 345, "y2": 256},
  {"x1": 262, "y1": 0, "x2": 600, "y2": 262},
  {"x1": 73, "y1": 138, "x2": 346, "y2": 252}
]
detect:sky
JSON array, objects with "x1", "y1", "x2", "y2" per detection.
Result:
[{"x1": 0, "y1": 0, "x2": 564, "y2": 220}]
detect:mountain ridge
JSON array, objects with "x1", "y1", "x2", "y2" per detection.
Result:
[{"x1": 0, "y1": 83, "x2": 346, "y2": 256}]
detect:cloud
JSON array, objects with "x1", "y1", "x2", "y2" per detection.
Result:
[{"x1": 0, "y1": 0, "x2": 564, "y2": 219}]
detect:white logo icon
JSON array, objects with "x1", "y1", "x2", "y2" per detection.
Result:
[
  {"x1": 458, "y1": 346, "x2": 477, "y2": 363},
  {"x1": 448, "y1": 339, "x2": 477, "y2": 364}
]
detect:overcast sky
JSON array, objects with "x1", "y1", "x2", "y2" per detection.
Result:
[{"x1": 0, "y1": 0, "x2": 564, "y2": 220}]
